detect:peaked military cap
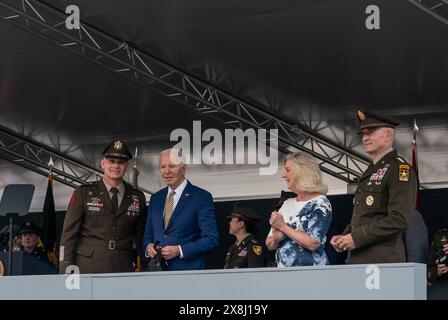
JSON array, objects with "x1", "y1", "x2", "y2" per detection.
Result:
[
  {"x1": 20, "y1": 220, "x2": 42, "y2": 236},
  {"x1": 357, "y1": 110, "x2": 400, "y2": 132},
  {"x1": 227, "y1": 204, "x2": 261, "y2": 223},
  {"x1": 102, "y1": 140, "x2": 132, "y2": 161}
]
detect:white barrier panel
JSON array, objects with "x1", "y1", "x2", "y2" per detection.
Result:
[{"x1": 0, "y1": 263, "x2": 426, "y2": 300}]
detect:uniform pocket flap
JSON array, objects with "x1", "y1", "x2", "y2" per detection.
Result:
[
  {"x1": 366, "y1": 184, "x2": 385, "y2": 193},
  {"x1": 76, "y1": 246, "x2": 94, "y2": 258}
]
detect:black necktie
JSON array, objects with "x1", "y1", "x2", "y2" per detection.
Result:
[{"x1": 110, "y1": 187, "x2": 119, "y2": 212}]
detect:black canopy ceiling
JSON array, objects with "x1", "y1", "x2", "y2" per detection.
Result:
[{"x1": 1, "y1": 0, "x2": 447, "y2": 203}]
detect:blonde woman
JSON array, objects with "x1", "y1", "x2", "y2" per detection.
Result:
[{"x1": 266, "y1": 152, "x2": 332, "y2": 267}]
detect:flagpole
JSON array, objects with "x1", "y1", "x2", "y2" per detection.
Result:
[
  {"x1": 411, "y1": 119, "x2": 421, "y2": 211},
  {"x1": 132, "y1": 147, "x2": 139, "y2": 188},
  {"x1": 48, "y1": 156, "x2": 54, "y2": 183},
  {"x1": 42, "y1": 156, "x2": 58, "y2": 267},
  {"x1": 131, "y1": 147, "x2": 142, "y2": 271}
]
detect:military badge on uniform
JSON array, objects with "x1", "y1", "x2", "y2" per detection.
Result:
[
  {"x1": 87, "y1": 197, "x2": 104, "y2": 212},
  {"x1": 399, "y1": 164, "x2": 410, "y2": 182},
  {"x1": 238, "y1": 248, "x2": 247, "y2": 257},
  {"x1": 87, "y1": 197, "x2": 104, "y2": 207},
  {"x1": 366, "y1": 195, "x2": 374, "y2": 206},
  {"x1": 253, "y1": 246, "x2": 262, "y2": 256},
  {"x1": 127, "y1": 195, "x2": 140, "y2": 216},
  {"x1": 113, "y1": 140, "x2": 123, "y2": 150},
  {"x1": 369, "y1": 168, "x2": 388, "y2": 185}
]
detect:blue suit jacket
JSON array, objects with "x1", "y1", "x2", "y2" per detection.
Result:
[{"x1": 143, "y1": 180, "x2": 219, "y2": 270}]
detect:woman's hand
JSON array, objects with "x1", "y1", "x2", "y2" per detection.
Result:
[
  {"x1": 272, "y1": 228, "x2": 284, "y2": 241},
  {"x1": 269, "y1": 211, "x2": 286, "y2": 231}
]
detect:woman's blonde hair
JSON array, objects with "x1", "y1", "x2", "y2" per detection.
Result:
[{"x1": 285, "y1": 152, "x2": 328, "y2": 195}]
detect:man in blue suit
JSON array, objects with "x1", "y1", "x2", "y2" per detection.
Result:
[{"x1": 143, "y1": 149, "x2": 219, "y2": 271}]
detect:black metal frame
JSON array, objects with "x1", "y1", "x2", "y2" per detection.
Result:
[
  {"x1": 409, "y1": 0, "x2": 448, "y2": 25},
  {"x1": 0, "y1": 0, "x2": 370, "y2": 183},
  {"x1": 0, "y1": 124, "x2": 153, "y2": 194}
]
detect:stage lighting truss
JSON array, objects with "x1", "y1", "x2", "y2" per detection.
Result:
[
  {"x1": 0, "y1": 124, "x2": 153, "y2": 194},
  {"x1": 409, "y1": 0, "x2": 448, "y2": 25},
  {"x1": 0, "y1": 0, "x2": 370, "y2": 183},
  {"x1": 0, "y1": 124, "x2": 103, "y2": 188}
]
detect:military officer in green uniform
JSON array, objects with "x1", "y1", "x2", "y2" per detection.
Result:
[
  {"x1": 330, "y1": 110, "x2": 418, "y2": 264},
  {"x1": 19, "y1": 220, "x2": 50, "y2": 263},
  {"x1": 428, "y1": 227, "x2": 448, "y2": 284},
  {"x1": 59, "y1": 140, "x2": 147, "y2": 274},
  {"x1": 224, "y1": 205, "x2": 266, "y2": 269}
]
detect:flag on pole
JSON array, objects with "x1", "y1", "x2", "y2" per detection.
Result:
[
  {"x1": 132, "y1": 147, "x2": 139, "y2": 188},
  {"x1": 411, "y1": 119, "x2": 421, "y2": 211},
  {"x1": 131, "y1": 146, "x2": 142, "y2": 271},
  {"x1": 41, "y1": 172, "x2": 58, "y2": 267},
  {"x1": 132, "y1": 165, "x2": 140, "y2": 188}
]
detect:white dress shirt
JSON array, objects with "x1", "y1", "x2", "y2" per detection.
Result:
[{"x1": 166, "y1": 178, "x2": 188, "y2": 211}]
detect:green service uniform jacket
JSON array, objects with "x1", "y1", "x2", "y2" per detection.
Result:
[
  {"x1": 224, "y1": 234, "x2": 266, "y2": 268},
  {"x1": 344, "y1": 150, "x2": 418, "y2": 264},
  {"x1": 59, "y1": 180, "x2": 147, "y2": 274}
]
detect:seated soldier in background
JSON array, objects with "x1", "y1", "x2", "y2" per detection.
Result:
[
  {"x1": 428, "y1": 227, "x2": 448, "y2": 284},
  {"x1": 19, "y1": 220, "x2": 50, "y2": 263},
  {"x1": 427, "y1": 227, "x2": 448, "y2": 300},
  {"x1": 224, "y1": 204, "x2": 266, "y2": 269}
]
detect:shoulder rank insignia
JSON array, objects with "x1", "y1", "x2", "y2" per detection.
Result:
[
  {"x1": 399, "y1": 164, "x2": 410, "y2": 182},
  {"x1": 252, "y1": 245, "x2": 262, "y2": 256}
]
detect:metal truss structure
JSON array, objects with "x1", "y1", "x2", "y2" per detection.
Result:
[
  {"x1": 409, "y1": 0, "x2": 448, "y2": 25},
  {"x1": 0, "y1": 124, "x2": 103, "y2": 188},
  {"x1": 0, "y1": 125, "x2": 153, "y2": 194},
  {"x1": 0, "y1": 0, "x2": 370, "y2": 183}
]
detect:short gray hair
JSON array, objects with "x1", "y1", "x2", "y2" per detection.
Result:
[
  {"x1": 285, "y1": 152, "x2": 328, "y2": 195},
  {"x1": 160, "y1": 148, "x2": 186, "y2": 165}
]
